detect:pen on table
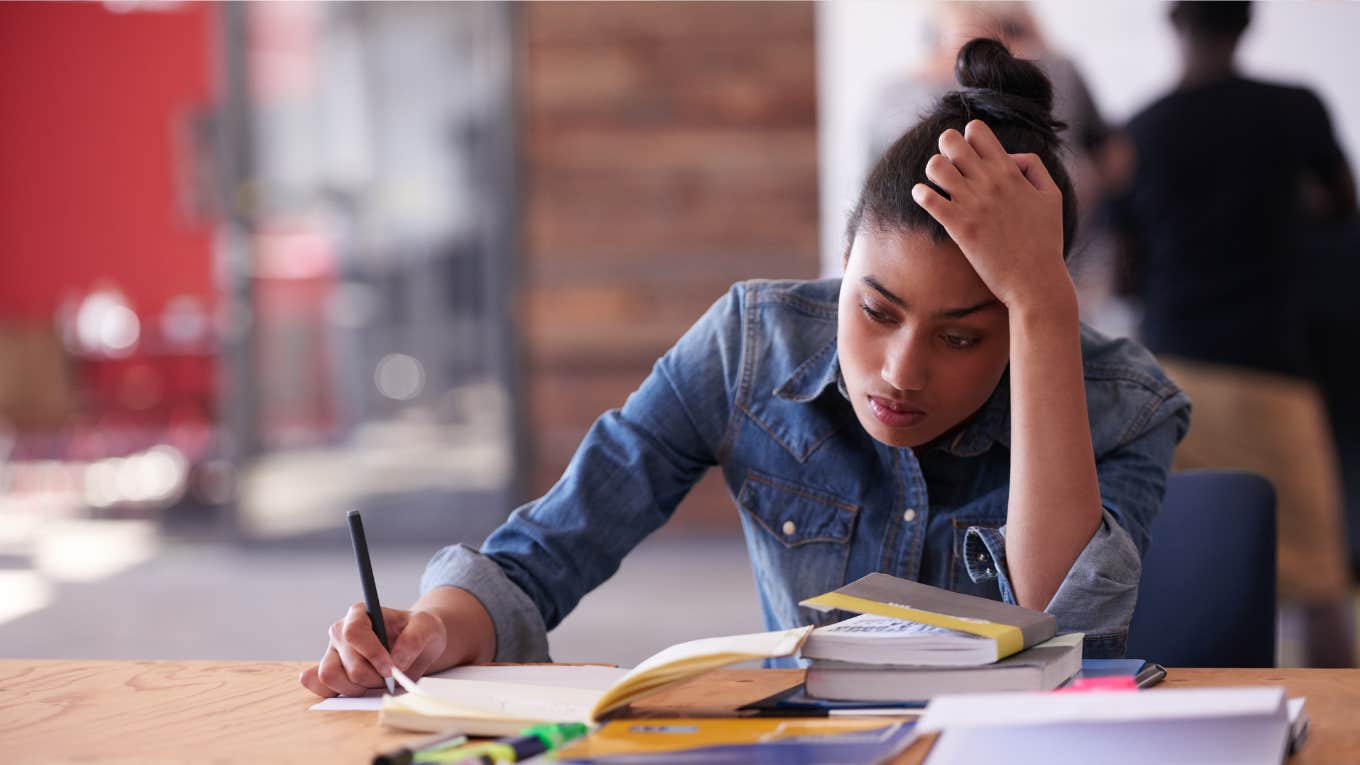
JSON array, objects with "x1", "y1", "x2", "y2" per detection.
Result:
[
  {"x1": 416, "y1": 722, "x2": 590, "y2": 764},
  {"x1": 348, "y1": 509, "x2": 396, "y2": 695},
  {"x1": 1135, "y1": 662, "x2": 1168, "y2": 689},
  {"x1": 373, "y1": 730, "x2": 468, "y2": 765}
]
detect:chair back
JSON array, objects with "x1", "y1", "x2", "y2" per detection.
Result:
[{"x1": 1126, "y1": 469, "x2": 1276, "y2": 667}]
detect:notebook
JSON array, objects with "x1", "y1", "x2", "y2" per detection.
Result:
[
  {"x1": 309, "y1": 664, "x2": 631, "y2": 712},
  {"x1": 379, "y1": 626, "x2": 812, "y2": 735}
]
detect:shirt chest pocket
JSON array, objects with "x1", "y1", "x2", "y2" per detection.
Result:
[{"x1": 736, "y1": 470, "x2": 859, "y2": 627}]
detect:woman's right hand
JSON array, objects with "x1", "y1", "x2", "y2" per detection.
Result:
[
  {"x1": 299, "y1": 603, "x2": 448, "y2": 698},
  {"x1": 299, "y1": 587, "x2": 496, "y2": 698}
]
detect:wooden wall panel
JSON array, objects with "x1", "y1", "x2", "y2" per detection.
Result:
[{"x1": 519, "y1": 2, "x2": 819, "y2": 530}]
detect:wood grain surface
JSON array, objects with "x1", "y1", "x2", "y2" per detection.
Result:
[{"x1": 2, "y1": 661, "x2": 1355, "y2": 764}]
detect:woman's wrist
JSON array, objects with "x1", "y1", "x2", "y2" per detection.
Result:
[
  {"x1": 1006, "y1": 276, "x2": 1080, "y2": 333},
  {"x1": 412, "y1": 586, "x2": 496, "y2": 670}
]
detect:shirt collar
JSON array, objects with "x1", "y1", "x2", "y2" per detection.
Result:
[
  {"x1": 772, "y1": 337, "x2": 845, "y2": 403},
  {"x1": 935, "y1": 370, "x2": 1011, "y2": 457},
  {"x1": 772, "y1": 337, "x2": 1011, "y2": 457}
]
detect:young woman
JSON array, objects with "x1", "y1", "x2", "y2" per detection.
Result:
[{"x1": 301, "y1": 39, "x2": 1189, "y2": 697}]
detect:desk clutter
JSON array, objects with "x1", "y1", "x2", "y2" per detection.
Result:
[{"x1": 312, "y1": 573, "x2": 1309, "y2": 765}]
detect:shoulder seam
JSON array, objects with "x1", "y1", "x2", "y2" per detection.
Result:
[{"x1": 718, "y1": 282, "x2": 755, "y2": 463}]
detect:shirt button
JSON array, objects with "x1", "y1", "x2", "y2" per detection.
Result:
[
  {"x1": 977, "y1": 553, "x2": 986, "y2": 562},
  {"x1": 903, "y1": 508, "x2": 917, "y2": 523},
  {"x1": 782, "y1": 520, "x2": 796, "y2": 537}
]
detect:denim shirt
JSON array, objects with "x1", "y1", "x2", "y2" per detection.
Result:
[{"x1": 422, "y1": 279, "x2": 1191, "y2": 661}]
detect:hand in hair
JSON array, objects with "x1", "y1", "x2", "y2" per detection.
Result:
[{"x1": 911, "y1": 119, "x2": 1074, "y2": 313}]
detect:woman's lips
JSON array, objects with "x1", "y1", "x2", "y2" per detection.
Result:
[{"x1": 868, "y1": 396, "x2": 927, "y2": 428}]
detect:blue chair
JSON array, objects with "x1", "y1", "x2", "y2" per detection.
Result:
[{"x1": 1126, "y1": 470, "x2": 1277, "y2": 667}]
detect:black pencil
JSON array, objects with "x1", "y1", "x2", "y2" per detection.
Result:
[{"x1": 347, "y1": 509, "x2": 396, "y2": 695}]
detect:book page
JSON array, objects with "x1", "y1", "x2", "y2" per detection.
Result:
[
  {"x1": 589, "y1": 626, "x2": 813, "y2": 720},
  {"x1": 390, "y1": 676, "x2": 601, "y2": 723},
  {"x1": 310, "y1": 664, "x2": 628, "y2": 712},
  {"x1": 814, "y1": 614, "x2": 985, "y2": 638}
]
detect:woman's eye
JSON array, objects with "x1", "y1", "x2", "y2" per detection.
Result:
[
  {"x1": 859, "y1": 303, "x2": 893, "y2": 324},
  {"x1": 942, "y1": 333, "x2": 979, "y2": 349}
]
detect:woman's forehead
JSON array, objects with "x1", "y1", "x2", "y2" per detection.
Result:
[{"x1": 848, "y1": 229, "x2": 996, "y2": 308}]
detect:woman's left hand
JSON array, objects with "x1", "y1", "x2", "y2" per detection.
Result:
[{"x1": 911, "y1": 119, "x2": 1071, "y2": 311}]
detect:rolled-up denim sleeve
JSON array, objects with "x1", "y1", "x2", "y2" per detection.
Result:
[
  {"x1": 420, "y1": 285, "x2": 747, "y2": 662},
  {"x1": 961, "y1": 397, "x2": 1189, "y2": 657},
  {"x1": 421, "y1": 544, "x2": 552, "y2": 662},
  {"x1": 963, "y1": 511, "x2": 1138, "y2": 624}
]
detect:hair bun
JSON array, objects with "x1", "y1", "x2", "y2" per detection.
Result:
[
  {"x1": 950, "y1": 37, "x2": 1064, "y2": 144},
  {"x1": 954, "y1": 38, "x2": 1053, "y2": 110}
]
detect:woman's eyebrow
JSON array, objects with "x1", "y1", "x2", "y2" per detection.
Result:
[
  {"x1": 862, "y1": 276, "x2": 909, "y2": 309},
  {"x1": 861, "y1": 276, "x2": 1001, "y2": 319},
  {"x1": 935, "y1": 299, "x2": 1003, "y2": 319}
]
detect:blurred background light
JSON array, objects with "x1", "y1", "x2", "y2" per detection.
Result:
[
  {"x1": 33, "y1": 519, "x2": 158, "y2": 583},
  {"x1": 0, "y1": 571, "x2": 52, "y2": 625},
  {"x1": 74, "y1": 288, "x2": 140, "y2": 356},
  {"x1": 374, "y1": 353, "x2": 425, "y2": 401}
]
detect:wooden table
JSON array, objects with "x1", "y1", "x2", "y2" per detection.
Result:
[{"x1": 2, "y1": 661, "x2": 1357, "y2": 764}]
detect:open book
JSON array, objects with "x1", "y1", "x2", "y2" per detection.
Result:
[{"x1": 380, "y1": 626, "x2": 812, "y2": 735}]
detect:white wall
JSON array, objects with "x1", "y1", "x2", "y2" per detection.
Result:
[{"x1": 818, "y1": 0, "x2": 1360, "y2": 273}]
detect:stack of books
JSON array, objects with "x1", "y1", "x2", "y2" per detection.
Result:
[{"x1": 797, "y1": 573, "x2": 1083, "y2": 702}]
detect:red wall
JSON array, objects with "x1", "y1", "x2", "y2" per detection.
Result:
[{"x1": 0, "y1": 2, "x2": 218, "y2": 322}]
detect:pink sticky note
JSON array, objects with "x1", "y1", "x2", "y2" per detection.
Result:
[{"x1": 1054, "y1": 676, "x2": 1139, "y2": 693}]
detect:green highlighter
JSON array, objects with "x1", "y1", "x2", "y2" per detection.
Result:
[{"x1": 415, "y1": 722, "x2": 590, "y2": 764}]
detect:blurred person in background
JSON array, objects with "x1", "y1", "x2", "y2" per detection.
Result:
[
  {"x1": 301, "y1": 40, "x2": 1190, "y2": 697},
  {"x1": 865, "y1": 1, "x2": 1134, "y2": 337},
  {"x1": 1110, "y1": 1, "x2": 1358, "y2": 667}
]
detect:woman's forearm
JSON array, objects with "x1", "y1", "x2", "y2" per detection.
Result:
[{"x1": 1004, "y1": 284, "x2": 1103, "y2": 611}]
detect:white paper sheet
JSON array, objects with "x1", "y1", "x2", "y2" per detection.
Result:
[
  {"x1": 917, "y1": 686, "x2": 1287, "y2": 730},
  {"x1": 310, "y1": 690, "x2": 390, "y2": 712}
]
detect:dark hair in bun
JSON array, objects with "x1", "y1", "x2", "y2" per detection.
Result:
[{"x1": 847, "y1": 38, "x2": 1079, "y2": 260}]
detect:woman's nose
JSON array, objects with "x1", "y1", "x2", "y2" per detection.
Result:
[{"x1": 881, "y1": 335, "x2": 928, "y2": 392}]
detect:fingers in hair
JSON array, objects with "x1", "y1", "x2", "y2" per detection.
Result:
[
  {"x1": 924, "y1": 154, "x2": 966, "y2": 197},
  {"x1": 911, "y1": 183, "x2": 954, "y2": 225},
  {"x1": 937, "y1": 128, "x2": 980, "y2": 176},
  {"x1": 963, "y1": 119, "x2": 1006, "y2": 159},
  {"x1": 1009, "y1": 152, "x2": 1057, "y2": 191}
]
